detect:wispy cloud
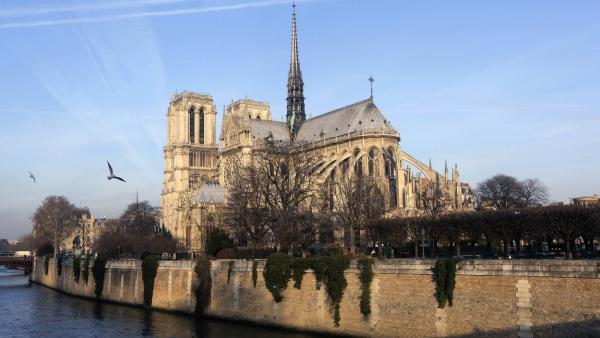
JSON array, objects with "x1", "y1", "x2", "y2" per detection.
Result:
[
  {"x1": 0, "y1": 0, "x2": 199, "y2": 18},
  {"x1": 0, "y1": 0, "x2": 312, "y2": 29}
]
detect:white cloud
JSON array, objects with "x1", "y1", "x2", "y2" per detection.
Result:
[{"x1": 0, "y1": 0, "x2": 310, "y2": 29}]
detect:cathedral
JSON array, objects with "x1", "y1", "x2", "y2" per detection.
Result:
[{"x1": 161, "y1": 3, "x2": 474, "y2": 253}]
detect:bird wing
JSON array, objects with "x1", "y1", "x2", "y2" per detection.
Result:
[
  {"x1": 28, "y1": 172, "x2": 35, "y2": 183},
  {"x1": 114, "y1": 176, "x2": 126, "y2": 183},
  {"x1": 107, "y1": 161, "x2": 114, "y2": 175}
]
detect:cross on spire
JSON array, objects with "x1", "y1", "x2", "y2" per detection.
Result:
[{"x1": 369, "y1": 76, "x2": 375, "y2": 98}]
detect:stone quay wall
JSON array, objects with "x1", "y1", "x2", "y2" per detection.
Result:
[{"x1": 32, "y1": 258, "x2": 600, "y2": 337}]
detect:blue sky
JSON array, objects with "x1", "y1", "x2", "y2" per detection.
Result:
[{"x1": 1, "y1": 0, "x2": 599, "y2": 239}]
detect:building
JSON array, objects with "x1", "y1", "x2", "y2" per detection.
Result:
[
  {"x1": 571, "y1": 194, "x2": 600, "y2": 206},
  {"x1": 161, "y1": 3, "x2": 474, "y2": 253}
]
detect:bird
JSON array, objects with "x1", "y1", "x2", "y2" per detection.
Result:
[
  {"x1": 28, "y1": 171, "x2": 36, "y2": 183},
  {"x1": 106, "y1": 161, "x2": 126, "y2": 182}
]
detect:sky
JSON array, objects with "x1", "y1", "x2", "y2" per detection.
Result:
[{"x1": 1, "y1": 0, "x2": 599, "y2": 239}]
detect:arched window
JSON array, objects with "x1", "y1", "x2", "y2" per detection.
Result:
[
  {"x1": 353, "y1": 149, "x2": 363, "y2": 176},
  {"x1": 256, "y1": 115, "x2": 261, "y2": 120},
  {"x1": 368, "y1": 148, "x2": 378, "y2": 177},
  {"x1": 199, "y1": 108, "x2": 205, "y2": 144},
  {"x1": 384, "y1": 148, "x2": 397, "y2": 207},
  {"x1": 189, "y1": 107, "x2": 195, "y2": 143}
]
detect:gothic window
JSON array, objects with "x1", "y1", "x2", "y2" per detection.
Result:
[
  {"x1": 384, "y1": 148, "x2": 397, "y2": 207},
  {"x1": 189, "y1": 174, "x2": 200, "y2": 189},
  {"x1": 353, "y1": 149, "x2": 363, "y2": 176},
  {"x1": 189, "y1": 107, "x2": 195, "y2": 143},
  {"x1": 368, "y1": 148, "x2": 378, "y2": 177},
  {"x1": 256, "y1": 115, "x2": 261, "y2": 120},
  {"x1": 199, "y1": 108, "x2": 205, "y2": 144}
]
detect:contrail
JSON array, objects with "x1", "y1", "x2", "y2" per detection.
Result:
[
  {"x1": 0, "y1": 0, "x2": 200, "y2": 18},
  {"x1": 0, "y1": 0, "x2": 309, "y2": 29}
]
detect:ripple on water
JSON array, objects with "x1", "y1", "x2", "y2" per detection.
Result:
[{"x1": 0, "y1": 269, "x2": 322, "y2": 338}]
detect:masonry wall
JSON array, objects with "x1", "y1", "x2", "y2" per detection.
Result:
[{"x1": 32, "y1": 258, "x2": 600, "y2": 337}]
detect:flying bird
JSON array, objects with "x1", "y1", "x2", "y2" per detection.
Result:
[
  {"x1": 106, "y1": 161, "x2": 126, "y2": 182},
  {"x1": 28, "y1": 171, "x2": 36, "y2": 183}
]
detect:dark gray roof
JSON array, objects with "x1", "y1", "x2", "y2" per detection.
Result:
[
  {"x1": 245, "y1": 98, "x2": 396, "y2": 144},
  {"x1": 193, "y1": 182, "x2": 225, "y2": 203},
  {"x1": 249, "y1": 119, "x2": 291, "y2": 142},
  {"x1": 295, "y1": 98, "x2": 396, "y2": 143}
]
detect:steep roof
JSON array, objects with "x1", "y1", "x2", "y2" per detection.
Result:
[
  {"x1": 295, "y1": 98, "x2": 397, "y2": 143},
  {"x1": 249, "y1": 119, "x2": 291, "y2": 142}
]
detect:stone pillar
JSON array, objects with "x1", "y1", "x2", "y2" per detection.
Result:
[{"x1": 516, "y1": 279, "x2": 533, "y2": 338}]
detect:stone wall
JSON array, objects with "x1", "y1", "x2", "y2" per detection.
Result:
[{"x1": 32, "y1": 258, "x2": 600, "y2": 337}]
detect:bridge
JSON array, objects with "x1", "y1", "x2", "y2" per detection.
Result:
[{"x1": 0, "y1": 256, "x2": 34, "y2": 275}]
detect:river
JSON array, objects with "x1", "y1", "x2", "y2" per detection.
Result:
[{"x1": 0, "y1": 267, "x2": 320, "y2": 338}]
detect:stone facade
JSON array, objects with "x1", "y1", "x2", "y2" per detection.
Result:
[{"x1": 32, "y1": 258, "x2": 600, "y2": 337}]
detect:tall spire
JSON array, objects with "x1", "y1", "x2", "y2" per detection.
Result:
[{"x1": 286, "y1": 0, "x2": 306, "y2": 135}]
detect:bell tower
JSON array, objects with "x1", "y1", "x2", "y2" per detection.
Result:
[{"x1": 161, "y1": 91, "x2": 219, "y2": 242}]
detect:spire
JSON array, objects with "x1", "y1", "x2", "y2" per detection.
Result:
[
  {"x1": 369, "y1": 76, "x2": 374, "y2": 99},
  {"x1": 444, "y1": 160, "x2": 448, "y2": 180},
  {"x1": 286, "y1": 0, "x2": 306, "y2": 136}
]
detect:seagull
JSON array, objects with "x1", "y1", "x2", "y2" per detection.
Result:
[
  {"x1": 28, "y1": 171, "x2": 36, "y2": 183},
  {"x1": 106, "y1": 161, "x2": 126, "y2": 182}
]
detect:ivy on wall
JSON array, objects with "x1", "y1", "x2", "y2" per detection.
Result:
[
  {"x1": 142, "y1": 255, "x2": 160, "y2": 308},
  {"x1": 56, "y1": 255, "x2": 64, "y2": 276},
  {"x1": 263, "y1": 252, "x2": 350, "y2": 327},
  {"x1": 73, "y1": 257, "x2": 81, "y2": 283},
  {"x1": 194, "y1": 256, "x2": 212, "y2": 315},
  {"x1": 432, "y1": 258, "x2": 461, "y2": 308},
  {"x1": 82, "y1": 257, "x2": 90, "y2": 285},
  {"x1": 252, "y1": 260, "x2": 258, "y2": 288},
  {"x1": 358, "y1": 256, "x2": 374, "y2": 317},
  {"x1": 263, "y1": 253, "x2": 293, "y2": 302},
  {"x1": 92, "y1": 255, "x2": 108, "y2": 300},
  {"x1": 291, "y1": 258, "x2": 310, "y2": 289},
  {"x1": 227, "y1": 260, "x2": 234, "y2": 284},
  {"x1": 44, "y1": 256, "x2": 49, "y2": 275}
]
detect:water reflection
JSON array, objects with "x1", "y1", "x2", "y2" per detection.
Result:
[{"x1": 0, "y1": 268, "x2": 319, "y2": 338}]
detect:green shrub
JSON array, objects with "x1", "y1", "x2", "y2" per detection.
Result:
[
  {"x1": 263, "y1": 253, "x2": 294, "y2": 302},
  {"x1": 319, "y1": 255, "x2": 350, "y2": 327},
  {"x1": 194, "y1": 256, "x2": 212, "y2": 315},
  {"x1": 227, "y1": 260, "x2": 234, "y2": 284},
  {"x1": 56, "y1": 255, "x2": 63, "y2": 276},
  {"x1": 358, "y1": 256, "x2": 374, "y2": 317},
  {"x1": 92, "y1": 255, "x2": 108, "y2": 300},
  {"x1": 291, "y1": 257, "x2": 311, "y2": 289},
  {"x1": 73, "y1": 257, "x2": 81, "y2": 283},
  {"x1": 205, "y1": 228, "x2": 234, "y2": 257},
  {"x1": 44, "y1": 256, "x2": 49, "y2": 275},
  {"x1": 263, "y1": 252, "x2": 351, "y2": 327},
  {"x1": 252, "y1": 260, "x2": 258, "y2": 288},
  {"x1": 142, "y1": 255, "x2": 160, "y2": 308},
  {"x1": 82, "y1": 257, "x2": 90, "y2": 284},
  {"x1": 432, "y1": 258, "x2": 460, "y2": 308}
]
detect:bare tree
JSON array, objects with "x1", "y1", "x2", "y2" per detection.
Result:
[
  {"x1": 520, "y1": 178, "x2": 549, "y2": 207},
  {"x1": 253, "y1": 145, "x2": 321, "y2": 255},
  {"x1": 332, "y1": 174, "x2": 385, "y2": 254},
  {"x1": 224, "y1": 156, "x2": 272, "y2": 248},
  {"x1": 475, "y1": 174, "x2": 548, "y2": 209},
  {"x1": 31, "y1": 195, "x2": 87, "y2": 256}
]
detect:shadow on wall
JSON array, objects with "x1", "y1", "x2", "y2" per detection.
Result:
[{"x1": 452, "y1": 319, "x2": 600, "y2": 338}]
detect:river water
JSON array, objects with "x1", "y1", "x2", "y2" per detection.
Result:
[{"x1": 0, "y1": 267, "x2": 320, "y2": 338}]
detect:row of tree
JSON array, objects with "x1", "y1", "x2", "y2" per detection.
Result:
[
  {"x1": 28, "y1": 195, "x2": 177, "y2": 259},
  {"x1": 369, "y1": 204, "x2": 600, "y2": 259}
]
